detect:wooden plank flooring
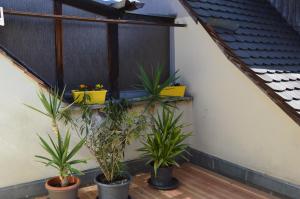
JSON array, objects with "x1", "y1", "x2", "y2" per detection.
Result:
[{"x1": 37, "y1": 163, "x2": 280, "y2": 199}]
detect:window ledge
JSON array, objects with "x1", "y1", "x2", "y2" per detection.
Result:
[{"x1": 71, "y1": 96, "x2": 193, "y2": 111}]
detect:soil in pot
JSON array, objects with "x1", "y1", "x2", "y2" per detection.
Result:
[
  {"x1": 45, "y1": 176, "x2": 80, "y2": 199},
  {"x1": 95, "y1": 173, "x2": 132, "y2": 199},
  {"x1": 149, "y1": 166, "x2": 179, "y2": 190}
]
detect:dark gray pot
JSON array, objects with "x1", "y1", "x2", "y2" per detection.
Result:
[
  {"x1": 95, "y1": 173, "x2": 132, "y2": 199},
  {"x1": 45, "y1": 176, "x2": 80, "y2": 199},
  {"x1": 150, "y1": 166, "x2": 173, "y2": 187}
]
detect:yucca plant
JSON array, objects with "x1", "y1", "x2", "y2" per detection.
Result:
[
  {"x1": 138, "y1": 65, "x2": 179, "y2": 112},
  {"x1": 25, "y1": 87, "x2": 74, "y2": 135},
  {"x1": 36, "y1": 130, "x2": 86, "y2": 187},
  {"x1": 139, "y1": 107, "x2": 191, "y2": 176},
  {"x1": 26, "y1": 87, "x2": 86, "y2": 187}
]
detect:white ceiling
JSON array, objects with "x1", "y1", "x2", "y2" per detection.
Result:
[{"x1": 94, "y1": 0, "x2": 180, "y2": 17}]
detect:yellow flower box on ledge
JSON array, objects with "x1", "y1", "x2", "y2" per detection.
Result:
[
  {"x1": 72, "y1": 90, "x2": 107, "y2": 105},
  {"x1": 160, "y1": 86, "x2": 186, "y2": 97}
]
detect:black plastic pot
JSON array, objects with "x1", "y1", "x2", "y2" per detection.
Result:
[
  {"x1": 95, "y1": 173, "x2": 132, "y2": 199},
  {"x1": 148, "y1": 166, "x2": 179, "y2": 190},
  {"x1": 45, "y1": 176, "x2": 80, "y2": 199},
  {"x1": 150, "y1": 166, "x2": 173, "y2": 186}
]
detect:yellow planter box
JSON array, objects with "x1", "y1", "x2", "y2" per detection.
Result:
[
  {"x1": 160, "y1": 86, "x2": 186, "y2": 97},
  {"x1": 72, "y1": 90, "x2": 107, "y2": 105}
]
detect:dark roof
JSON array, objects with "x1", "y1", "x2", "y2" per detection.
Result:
[{"x1": 180, "y1": 0, "x2": 300, "y2": 125}]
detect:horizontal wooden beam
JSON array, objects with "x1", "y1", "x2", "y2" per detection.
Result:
[
  {"x1": 122, "y1": 13, "x2": 176, "y2": 24},
  {"x1": 4, "y1": 9, "x2": 186, "y2": 27},
  {"x1": 61, "y1": 0, "x2": 120, "y2": 18}
]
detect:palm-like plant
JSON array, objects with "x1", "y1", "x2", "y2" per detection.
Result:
[
  {"x1": 138, "y1": 65, "x2": 179, "y2": 111},
  {"x1": 25, "y1": 87, "x2": 73, "y2": 135},
  {"x1": 36, "y1": 131, "x2": 86, "y2": 187},
  {"x1": 139, "y1": 108, "x2": 191, "y2": 176},
  {"x1": 26, "y1": 88, "x2": 86, "y2": 187}
]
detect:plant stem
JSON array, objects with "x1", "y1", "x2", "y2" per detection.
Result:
[
  {"x1": 52, "y1": 120, "x2": 59, "y2": 136},
  {"x1": 60, "y1": 175, "x2": 69, "y2": 187}
]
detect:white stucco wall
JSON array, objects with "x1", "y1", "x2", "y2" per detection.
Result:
[
  {"x1": 170, "y1": 1, "x2": 300, "y2": 185},
  {"x1": 0, "y1": 51, "x2": 193, "y2": 187}
]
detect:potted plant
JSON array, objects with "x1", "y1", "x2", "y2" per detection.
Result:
[
  {"x1": 138, "y1": 66, "x2": 187, "y2": 111},
  {"x1": 26, "y1": 88, "x2": 87, "y2": 199},
  {"x1": 139, "y1": 107, "x2": 191, "y2": 190},
  {"x1": 72, "y1": 83, "x2": 107, "y2": 105},
  {"x1": 79, "y1": 99, "x2": 146, "y2": 199},
  {"x1": 138, "y1": 65, "x2": 178, "y2": 107}
]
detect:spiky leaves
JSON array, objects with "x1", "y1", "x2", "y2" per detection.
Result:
[
  {"x1": 138, "y1": 65, "x2": 179, "y2": 112},
  {"x1": 25, "y1": 87, "x2": 74, "y2": 135},
  {"x1": 26, "y1": 87, "x2": 86, "y2": 187},
  {"x1": 36, "y1": 130, "x2": 86, "y2": 187},
  {"x1": 139, "y1": 108, "x2": 191, "y2": 176}
]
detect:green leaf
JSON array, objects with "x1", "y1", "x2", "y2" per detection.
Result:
[
  {"x1": 139, "y1": 107, "x2": 191, "y2": 170},
  {"x1": 35, "y1": 155, "x2": 52, "y2": 162},
  {"x1": 69, "y1": 167, "x2": 84, "y2": 175},
  {"x1": 66, "y1": 138, "x2": 85, "y2": 161},
  {"x1": 38, "y1": 135, "x2": 59, "y2": 160},
  {"x1": 24, "y1": 104, "x2": 49, "y2": 117},
  {"x1": 68, "y1": 160, "x2": 87, "y2": 165}
]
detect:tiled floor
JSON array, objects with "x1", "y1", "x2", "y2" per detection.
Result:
[{"x1": 37, "y1": 163, "x2": 280, "y2": 199}]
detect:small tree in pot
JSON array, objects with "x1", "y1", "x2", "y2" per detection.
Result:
[
  {"x1": 80, "y1": 99, "x2": 147, "y2": 199},
  {"x1": 139, "y1": 108, "x2": 191, "y2": 190},
  {"x1": 26, "y1": 88, "x2": 86, "y2": 199}
]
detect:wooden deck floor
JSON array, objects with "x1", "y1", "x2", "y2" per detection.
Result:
[{"x1": 37, "y1": 163, "x2": 280, "y2": 199}]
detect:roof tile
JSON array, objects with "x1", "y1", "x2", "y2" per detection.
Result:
[
  {"x1": 258, "y1": 74, "x2": 274, "y2": 83},
  {"x1": 184, "y1": 0, "x2": 300, "y2": 120},
  {"x1": 287, "y1": 100, "x2": 300, "y2": 111},
  {"x1": 276, "y1": 91, "x2": 294, "y2": 101}
]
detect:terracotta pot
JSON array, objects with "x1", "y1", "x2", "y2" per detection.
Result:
[{"x1": 45, "y1": 176, "x2": 80, "y2": 199}]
